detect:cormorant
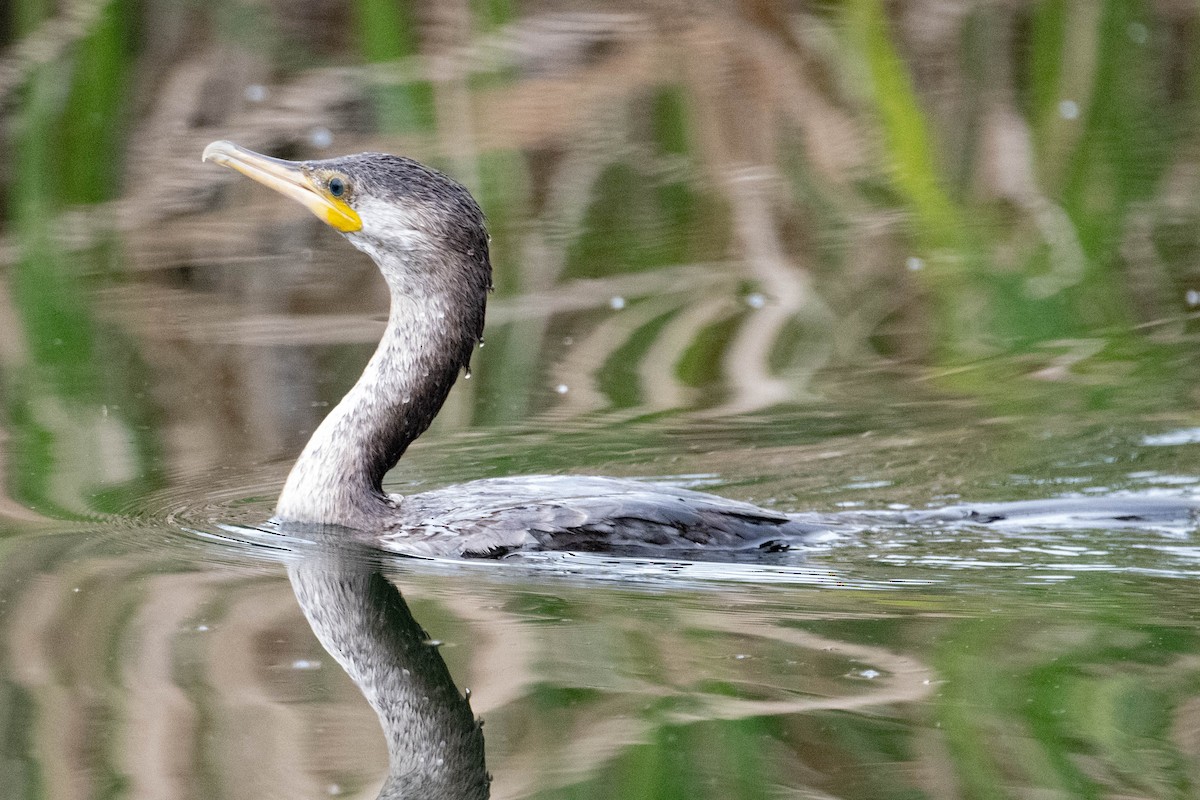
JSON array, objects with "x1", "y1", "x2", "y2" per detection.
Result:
[
  {"x1": 204, "y1": 142, "x2": 1200, "y2": 557},
  {"x1": 203, "y1": 141, "x2": 826, "y2": 557}
]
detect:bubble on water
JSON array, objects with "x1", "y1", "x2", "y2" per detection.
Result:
[
  {"x1": 1186, "y1": 289, "x2": 1200, "y2": 307},
  {"x1": 244, "y1": 84, "x2": 267, "y2": 103},
  {"x1": 555, "y1": 383, "x2": 569, "y2": 395},
  {"x1": 326, "y1": 784, "x2": 342, "y2": 796},
  {"x1": 310, "y1": 127, "x2": 333, "y2": 148},
  {"x1": 906, "y1": 256, "x2": 924, "y2": 272},
  {"x1": 196, "y1": 624, "x2": 209, "y2": 632},
  {"x1": 292, "y1": 659, "x2": 321, "y2": 671},
  {"x1": 1058, "y1": 99, "x2": 1080, "y2": 120},
  {"x1": 609, "y1": 296, "x2": 626, "y2": 310},
  {"x1": 745, "y1": 292, "x2": 766, "y2": 309},
  {"x1": 858, "y1": 669, "x2": 881, "y2": 679}
]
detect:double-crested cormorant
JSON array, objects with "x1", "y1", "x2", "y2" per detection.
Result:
[{"x1": 203, "y1": 141, "x2": 826, "y2": 557}]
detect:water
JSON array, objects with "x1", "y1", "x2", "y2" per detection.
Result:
[{"x1": 4, "y1": 2, "x2": 1200, "y2": 798}]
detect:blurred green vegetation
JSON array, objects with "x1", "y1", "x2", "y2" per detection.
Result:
[
  {"x1": 1, "y1": 0, "x2": 1197, "y2": 517},
  {"x1": 2, "y1": 4, "x2": 1200, "y2": 796},
  {"x1": 355, "y1": 0, "x2": 436, "y2": 132},
  {"x1": 4, "y1": 0, "x2": 159, "y2": 519}
]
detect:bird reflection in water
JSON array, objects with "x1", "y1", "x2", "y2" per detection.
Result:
[{"x1": 288, "y1": 532, "x2": 489, "y2": 799}]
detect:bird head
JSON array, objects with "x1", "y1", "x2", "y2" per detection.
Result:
[{"x1": 202, "y1": 141, "x2": 492, "y2": 300}]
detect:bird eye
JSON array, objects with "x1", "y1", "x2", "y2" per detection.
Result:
[{"x1": 329, "y1": 177, "x2": 346, "y2": 197}]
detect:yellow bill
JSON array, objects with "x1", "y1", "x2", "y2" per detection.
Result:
[{"x1": 202, "y1": 140, "x2": 362, "y2": 232}]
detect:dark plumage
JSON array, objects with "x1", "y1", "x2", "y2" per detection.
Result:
[
  {"x1": 204, "y1": 140, "x2": 834, "y2": 557},
  {"x1": 318, "y1": 154, "x2": 490, "y2": 490},
  {"x1": 204, "y1": 141, "x2": 1200, "y2": 558}
]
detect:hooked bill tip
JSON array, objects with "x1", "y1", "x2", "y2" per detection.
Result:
[{"x1": 201, "y1": 140, "x2": 236, "y2": 164}]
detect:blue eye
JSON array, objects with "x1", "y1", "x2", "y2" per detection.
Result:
[{"x1": 329, "y1": 177, "x2": 345, "y2": 197}]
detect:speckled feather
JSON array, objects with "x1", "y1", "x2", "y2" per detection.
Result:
[
  {"x1": 275, "y1": 154, "x2": 490, "y2": 528},
  {"x1": 271, "y1": 152, "x2": 832, "y2": 555},
  {"x1": 386, "y1": 475, "x2": 830, "y2": 558}
]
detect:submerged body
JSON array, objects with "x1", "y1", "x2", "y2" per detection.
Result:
[{"x1": 380, "y1": 475, "x2": 827, "y2": 558}]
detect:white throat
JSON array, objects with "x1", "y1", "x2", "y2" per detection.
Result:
[{"x1": 274, "y1": 246, "x2": 464, "y2": 527}]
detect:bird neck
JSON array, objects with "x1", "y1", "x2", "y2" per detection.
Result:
[{"x1": 275, "y1": 275, "x2": 474, "y2": 528}]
